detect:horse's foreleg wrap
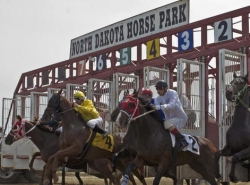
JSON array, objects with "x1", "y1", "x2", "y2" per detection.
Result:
[
  {"x1": 121, "y1": 174, "x2": 130, "y2": 185},
  {"x1": 121, "y1": 162, "x2": 136, "y2": 185},
  {"x1": 111, "y1": 152, "x2": 119, "y2": 172}
]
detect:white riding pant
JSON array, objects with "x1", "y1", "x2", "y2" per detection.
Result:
[
  {"x1": 163, "y1": 117, "x2": 187, "y2": 130},
  {"x1": 87, "y1": 116, "x2": 103, "y2": 129}
]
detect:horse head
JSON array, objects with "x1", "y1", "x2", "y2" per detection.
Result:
[
  {"x1": 110, "y1": 89, "x2": 136, "y2": 122},
  {"x1": 226, "y1": 72, "x2": 249, "y2": 103},
  {"x1": 116, "y1": 90, "x2": 141, "y2": 128},
  {"x1": 5, "y1": 117, "x2": 34, "y2": 145},
  {"x1": 40, "y1": 89, "x2": 65, "y2": 122}
]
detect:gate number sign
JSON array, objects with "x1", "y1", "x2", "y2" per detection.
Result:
[
  {"x1": 214, "y1": 18, "x2": 232, "y2": 43},
  {"x1": 178, "y1": 29, "x2": 193, "y2": 52}
]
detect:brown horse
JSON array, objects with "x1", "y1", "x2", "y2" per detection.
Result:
[
  {"x1": 214, "y1": 73, "x2": 250, "y2": 183},
  {"x1": 112, "y1": 90, "x2": 218, "y2": 185},
  {"x1": 40, "y1": 89, "x2": 146, "y2": 185},
  {"x1": 4, "y1": 120, "x2": 117, "y2": 185}
]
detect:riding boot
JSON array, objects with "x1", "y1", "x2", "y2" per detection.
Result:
[
  {"x1": 93, "y1": 125, "x2": 108, "y2": 137},
  {"x1": 171, "y1": 128, "x2": 188, "y2": 150},
  {"x1": 175, "y1": 132, "x2": 188, "y2": 150}
]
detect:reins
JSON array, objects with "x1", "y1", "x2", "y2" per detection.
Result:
[{"x1": 232, "y1": 84, "x2": 250, "y2": 111}]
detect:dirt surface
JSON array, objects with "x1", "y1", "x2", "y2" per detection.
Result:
[{"x1": 2, "y1": 172, "x2": 250, "y2": 185}]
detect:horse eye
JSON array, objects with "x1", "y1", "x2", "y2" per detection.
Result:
[{"x1": 128, "y1": 102, "x2": 135, "y2": 109}]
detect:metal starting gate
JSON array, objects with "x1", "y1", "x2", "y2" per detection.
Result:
[
  {"x1": 218, "y1": 49, "x2": 249, "y2": 182},
  {"x1": 2, "y1": 55, "x2": 249, "y2": 182}
]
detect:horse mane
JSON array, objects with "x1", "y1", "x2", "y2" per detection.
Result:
[{"x1": 138, "y1": 96, "x2": 164, "y2": 124}]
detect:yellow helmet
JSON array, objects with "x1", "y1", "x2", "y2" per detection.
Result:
[{"x1": 74, "y1": 91, "x2": 85, "y2": 99}]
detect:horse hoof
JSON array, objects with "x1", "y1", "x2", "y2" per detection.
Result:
[
  {"x1": 215, "y1": 173, "x2": 221, "y2": 179},
  {"x1": 112, "y1": 171, "x2": 122, "y2": 179},
  {"x1": 229, "y1": 175, "x2": 238, "y2": 183},
  {"x1": 43, "y1": 179, "x2": 50, "y2": 185},
  {"x1": 53, "y1": 173, "x2": 59, "y2": 183}
]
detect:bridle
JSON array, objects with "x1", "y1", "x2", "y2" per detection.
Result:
[
  {"x1": 8, "y1": 121, "x2": 36, "y2": 142},
  {"x1": 120, "y1": 96, "x2": 155, "y2": 124},
  {"x1": 228, "y1": 79, "x2": 250, "y2": 111},
  {"x1": 42, "y1": 95, "x2": 74, "y2": 123}
]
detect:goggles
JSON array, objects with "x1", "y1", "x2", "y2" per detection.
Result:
[
  {"x1": 74, "y1": 98, "x2": 81, "y2": 101},
  {"x1": 156, "y1": 86, "x2": 165, "y2": 90}
]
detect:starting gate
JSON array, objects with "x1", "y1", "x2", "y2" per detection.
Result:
[{"x1": 218, "y1": 49, "x2": 249, "y2": 182}]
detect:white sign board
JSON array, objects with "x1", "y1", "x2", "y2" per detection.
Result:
[{"x1": 69, "y1": 0, "x2": 189, "y2": 59}]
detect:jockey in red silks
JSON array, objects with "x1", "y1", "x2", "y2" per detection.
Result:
[{"x1": 13, "y1": 115, "x2": 25, "y2": 138}]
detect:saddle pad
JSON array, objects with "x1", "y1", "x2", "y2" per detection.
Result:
[
  {"x1": 170, "y1": 133, "x2": 200, "y2": 155},
  {"x1": 91, "y1": 133, "x2": 114, "y2": 152}
]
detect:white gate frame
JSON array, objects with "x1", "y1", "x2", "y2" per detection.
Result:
[
  {"x1": 177, "y1": 58, "x2": 205, "y2": 137},
  {"x1": 218, "y1": 49, "x2": 247, "y2": 182}
]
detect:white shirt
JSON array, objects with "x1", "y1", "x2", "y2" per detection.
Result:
[{"x1": 154, "y1": 89, "x2": 188, "y2": 121}]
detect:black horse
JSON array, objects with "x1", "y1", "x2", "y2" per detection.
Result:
[
  {"x1": 214, "y1": 72, "x2": 250, "y2": 182},
  {"x1": 112, "y1": 90, "x2": 218, "y2": 185}
]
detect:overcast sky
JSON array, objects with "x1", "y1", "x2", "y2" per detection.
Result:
[{"x1": 0, "y1": 0, "x2": 249, "y2": 122}]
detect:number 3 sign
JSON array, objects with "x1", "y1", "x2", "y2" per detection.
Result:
[{"x1": 214, "y1": 18, "x2": 232, "y2": 43}]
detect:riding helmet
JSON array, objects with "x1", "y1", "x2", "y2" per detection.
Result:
[
  {"x1": 155, "y1": 80, "x2": 168, "y2": 87},
  {"x1": 74, "y1": 91, "x2": 85, "y2": 98},
  {"x1": 141, "y1": 89, "x2": 153, "y2": 96}
]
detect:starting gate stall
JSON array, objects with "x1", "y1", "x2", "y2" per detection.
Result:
[
  {"x1": 218, "y1": 49, "x2": 249, "y2": 182},
  {"x1": 87, "y1": 78, "x2": 113, "y2": 133},
  {"x1": 112, "y1": 73, "x2": 139, "y2": 135},
  {"x1": 2, "y1": 1, "x2": 250, "y2": 184},
  {"x1": 1, "y1": 92, "x2": 47, "y2": 171},
  {"x1": 176, "y1": 59, "x2": 206, "y2": 182}
]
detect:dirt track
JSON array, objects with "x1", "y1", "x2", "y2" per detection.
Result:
[{"x1": 2, "y1": 172, "x2": 250, "y2": 185}]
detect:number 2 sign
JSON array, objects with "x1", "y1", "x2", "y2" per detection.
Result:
[{"x1": 214, "y1": 18, "x2": 232, "y2": 43}]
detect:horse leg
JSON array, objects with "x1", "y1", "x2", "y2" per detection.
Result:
[
  {"x1": 121, "y1": 161, "x2": 136, "y2": 185},
  {"x1": 46, "y1": 146, "x2": 82, "y2": 184},
  {"x1": 121, "y1": 156, "x2": 144, "y2": 185},
  {"x1": 29, "y1": 152, "x2": 41, "y2": 173},
  {"x1": 118, "y1": 158, "x2": 147, "y2": 185},
  {"x1": 130, "y1": 168, "x2": 147, "y2": 185},
  {"x1": 154, "y1": 159, "x2": 174, "y2": 185},
  {"x1": 189, "y1": 162, "x2": 217, "y2": 185},
  {"x1": 75, "y1": 172, "x2": 84, "y2": 185},
  {"x1": 61, "y1": 167, "x2": 65, "y2": 185},
  {"x1": 111, "y1": 148, "x2": 129, "y2": 175},
  {"x1": 43, "y1": 161, "x2": 54, "y2": 185},
  {"x1": 229, "y1": 148, "x2": 250, "y2": 183},
  {"x1": 214, "y1": 145, "x2": 232, "y2": 179}
]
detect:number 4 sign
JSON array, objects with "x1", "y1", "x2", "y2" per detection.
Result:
[{"x1": 214, "y1": 18, "x2": 232, "y2": 43}]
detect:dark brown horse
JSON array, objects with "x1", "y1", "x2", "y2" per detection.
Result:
[
  {"x1": 40, "y1": 89, "x2": 146, "y2": 185},
  {"x1": 4, "y1": 120, "x2": 117, "y2": 185},
  {"x1": 112, "y1": 91, "x2": 218, "y2": 185},
  {"x1": 214, "y1": 73, "x2": 250, "y2": 183}
]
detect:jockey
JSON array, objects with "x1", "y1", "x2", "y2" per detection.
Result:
[
  {"x1": 72, "y1": 91, "x2": 108, "y2": 137},
  {"x1": 153, "y1": 80, "x2": 188, "y2": 150},
  {"x1": 140, "y1": 88, "x2": 165, "y2": 123},
  {"x1": 14, "y1": 115, "x2": 25, "y2": 138}
]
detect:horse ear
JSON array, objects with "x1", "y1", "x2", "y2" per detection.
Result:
[
  {"x1": 133, "y1": 89, "x2": 139, "y2": 98},
  {"x1": 245, "y1": 72, "x2": 248, "y2": 79},
  {"x1": 58, "y1": 89, "x2": 63, "y2": 95},
  {"x1": 233, "y1": 72, "x2": 237, "y2": 78}
]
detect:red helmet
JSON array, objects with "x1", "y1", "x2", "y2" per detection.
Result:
[{"x1": 141, "y1": 89, "x2": 153, "y2": 96}]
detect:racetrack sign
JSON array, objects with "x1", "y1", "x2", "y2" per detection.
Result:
[{"x1": 70, "y1": 0, "x2": 189, "y2": 59}]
